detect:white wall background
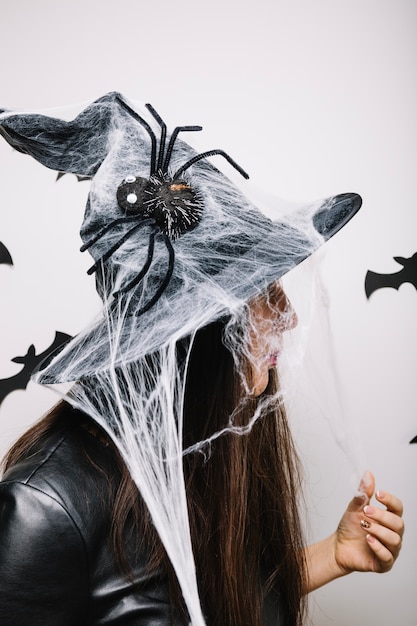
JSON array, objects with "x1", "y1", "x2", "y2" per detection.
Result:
[{"x1": 0, "y1": 1, "x2": 415, "y2": 624}]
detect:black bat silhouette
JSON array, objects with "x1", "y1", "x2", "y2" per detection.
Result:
[
  {"x1": 365, "y1": 252, "x2": 417, "y2": 298},
  {"x1": 56, "y1": 171, "x2": 91, "y2": 183},
  {"x1": 410, "y1": 435, "x2": 417, "y2": 444},
  {"x1": 0, "y1": 331, "x2": 72, "y2": 408},
  {"x1": 0, "y1": 241, "x2": 13, "y2": 266}
]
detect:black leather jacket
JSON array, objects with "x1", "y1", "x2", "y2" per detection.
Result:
[{"x1": 0, "y1": 408, "x2": 284, "y2": 625}]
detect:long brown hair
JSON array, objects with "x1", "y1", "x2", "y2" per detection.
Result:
[{"x1": 3, "y1": 320, "x2": 307, "y2": 625}]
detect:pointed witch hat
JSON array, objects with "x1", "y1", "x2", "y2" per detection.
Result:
[{"x1": 0, "y1": 92, "x2": 362, "y2": 384}]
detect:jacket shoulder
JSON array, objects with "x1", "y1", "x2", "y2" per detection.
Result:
[
  {"x1": 0, "y1": 479, "x2": 90, "y2": 625},
  {"x1": 2, "y1": 406, "x2": 117, "y2": 539},
  {"x1": 0, "y1": 407, "x2": 180, "y2": 625}
]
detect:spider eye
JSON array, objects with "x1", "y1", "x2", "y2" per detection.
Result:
[
  {"x1": 127, "y1": 193, "x2": 138, "y2": 204},
  {"x1": 117, "y1": 175, "x2": 148, "y2": 213}
]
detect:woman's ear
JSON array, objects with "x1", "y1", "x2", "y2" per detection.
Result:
[{"x1": 0, "y1": 92, "x2": 129, "y2": 177}]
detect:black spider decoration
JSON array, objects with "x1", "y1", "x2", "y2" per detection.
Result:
[{"x1": 80, "y1": 97, "x2": 249, "y2": 316}]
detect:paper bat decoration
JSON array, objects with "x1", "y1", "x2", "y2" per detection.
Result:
[
  {"x1": 0, "y1": 241, "x2": 13, "y2": 266},
  {"x1": 365, "y1": 252, "x2": 417, "y2": 298},
  {"x1": 0, "y1": 331, "x2": 72, "y2": 408},
  {"x1": 56, "y1": 171, "x2": 91, "y2": 182},
  {"x1": 410, "y1": 436, "x2": 417, "y2": 444}
]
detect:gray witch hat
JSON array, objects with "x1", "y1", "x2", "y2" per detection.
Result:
[{"x1": 0, "y1": 92, "x2": 361, "y2": 384}]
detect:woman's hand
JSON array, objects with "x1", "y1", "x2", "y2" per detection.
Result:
[
  {"x1": 334, "y1": 470, "x2": 404, "y2": 576},
  {"x1": 304, "y1": 471, "x2": 404, "y2": 593}
]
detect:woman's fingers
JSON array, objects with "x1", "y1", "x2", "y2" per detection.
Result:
[
  {"x1": 363, "y1": 504, "x2": 405, "y2": 537},
  {"x1": 361, "y1": 516, "x2": 402, "y2": 550},
  {"x1": 375, "y1": 489, "x2": 403, "y2": 517},
  {"x1": 359, "y1": 489, "x2": 404, "y2": 572},
  {"x1": 364, "y1": 533, "x2": 397, "y2": 571}
]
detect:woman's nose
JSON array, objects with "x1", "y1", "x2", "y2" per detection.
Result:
[
  {"x1": 279, "y1": 295, "x2": 298, "y2": 332},
  {"x1": 286, "y1": 304, "x2": 298, "y2": 331}
]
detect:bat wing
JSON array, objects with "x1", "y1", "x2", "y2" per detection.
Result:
[
  {"x1": 410, "y1": 435, "x2": 417, "y2": 444},
  {"x1": 0, "y1": 241, "x2": 13, "y2": 266},
  {"x1": 0, "y1": 345, "x2": 36, "y2": 406},
  {"x1": 0, "y1": 333, "x2": 73, "y2": 408},
  {"x1": 56, "y1": 172, "x2": 91, "y2": 183},
  {"x1": 33, "y1": 331, "x2": 73, "y2": 364},
  {"x1": 0, "y1": 373, "x2": 31, "y2": 406},
  {"x1": 33, "y1": 331, "x2": 73, "y2": 372},
  {"x1": 365, "y1": 252, "x2": 417, "y2": 298},
  {"x1": 365, "y1": 270, "x2": 405, "y2": 298}
]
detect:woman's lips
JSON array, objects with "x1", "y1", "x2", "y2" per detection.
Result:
[
  {"x1": 268, "y1": 352, "x2": 279, "y2": 367},
  {"x1": 268, "y1": 338, "x2": 284, "y2": 367}
]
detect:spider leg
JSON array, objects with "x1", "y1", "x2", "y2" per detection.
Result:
[
  {"x1": 173, "y1": 149, "x2": 249, "y2": 180},
  {"x1": 163, "y1": 126, "x2": 203, "y2": 172},
  {"x1": 86, "y1": 220, "x2": 152, "y2": 276},
  {"x1": 115, "y1": 95, "x2": 158, "y2": 175},
  {"x1": 80, "y1": 215, "x2": 143, "y2": 252},
  {"x1": 145, "y1": 104, "x2": 167, "y2": 174},
  {"x1": 112, "y1": 228, "x2": 157, "y2": 297},
  {"x1": 134, "y1": 234, "x2": 175, "y2": 317}
]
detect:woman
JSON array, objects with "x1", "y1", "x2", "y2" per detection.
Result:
[
  {"x1": 0, "y1": 94, "x2": 404, "y2": 625},
  {"x1": 0, "y1": 281, "x2": 404, "y2": 625}
]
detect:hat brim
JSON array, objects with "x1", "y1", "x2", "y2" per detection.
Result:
[{"x1": 33, "y1": 192, "x2": 361, "y2": 384}]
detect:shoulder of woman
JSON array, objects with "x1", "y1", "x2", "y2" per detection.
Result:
[
  {"x1": 1, "y1": 409, "x2": 119, "y2": 538},
  {"x1": 0, "y1": 479, "x2": 90, "y2": 624}
]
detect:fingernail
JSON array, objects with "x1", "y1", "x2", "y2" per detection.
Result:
[
  {"x1": 361, "y1": 519, "x2": 371, "y2": 529},
  {"x1": 376, "y1": 490, "x2": 385, "y2": 500},
  {"x1": 364, "y1": 505, "x2": 375, "y2": 516},
  {"x1": 366, "y1": 534, "x2": 375, "y2": 544}
]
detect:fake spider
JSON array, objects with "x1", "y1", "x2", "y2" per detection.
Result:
[{"x1": 80, "y1": 96, "x2": 249, "y2": 316}]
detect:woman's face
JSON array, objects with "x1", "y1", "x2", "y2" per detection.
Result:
[{"x1": 247, "y1": 281, "x2": 298, "y2": 397}]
